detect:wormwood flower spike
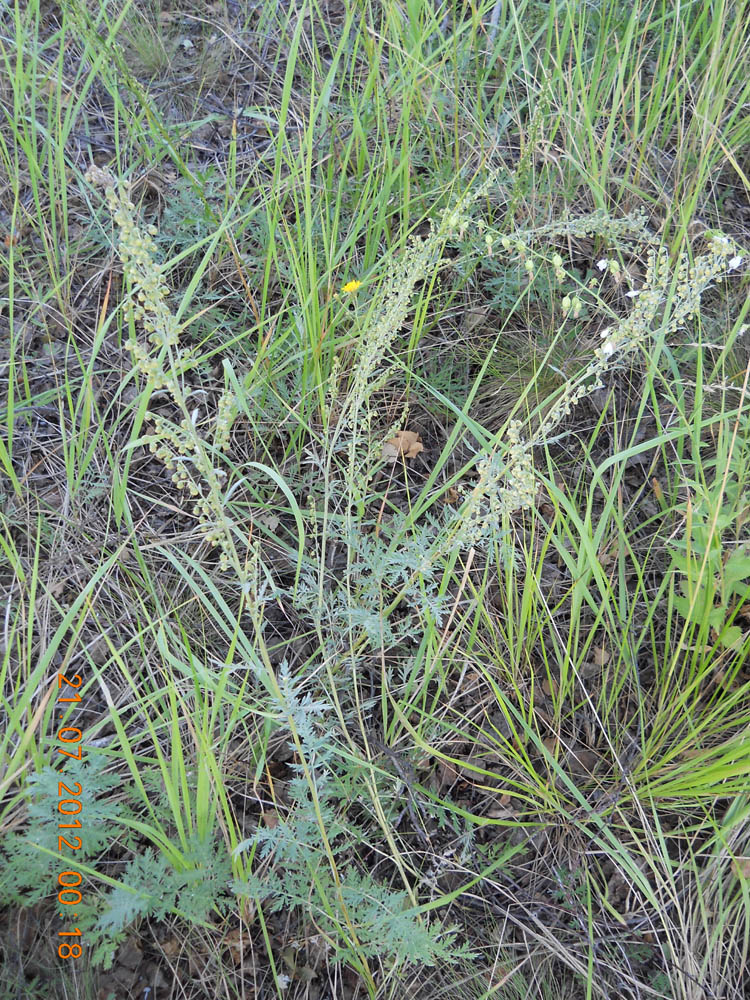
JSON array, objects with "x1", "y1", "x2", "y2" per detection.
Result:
[
  {"x1": 343, "y1": 227, "x2": 439, "y2": 427},
  {"x1": 447, "y1": 421, "x2": 537, "y2": 551},
  {"x1": 339, "y1": 177, "x2": 498, "y2": 436},
  {"x1": 436, "y1": 209, "x2": 741, "y2": 567},
  {"x1": 86, "y1": 166, "x2": 242, "y2": 578},
  {"x1": 536, "y1": 236, "x2": 741, "y2": 444}
]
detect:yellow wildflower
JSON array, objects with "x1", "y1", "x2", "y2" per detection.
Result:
[{"x1": 342, "y1": 279, "x2": 362, "y2": 293}]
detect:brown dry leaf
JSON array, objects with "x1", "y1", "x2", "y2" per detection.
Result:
[
  {"x1": 580, "y1": 659, "x2": 602, "y2": 679},
  {"x1": 118, "y1": 938, "x2": 143, "y2": 970},
  {"x1": 261, "y1": 809, "x2": 279, "y2": 829},
  {"x1": 161, "y1": 938, "x2": 180, "y2": 959},
  {"x1": 443, "y1": 486, "x2": 460, "y2": 504},
  {"x1": 566, "y1": 745, "x2": 601, "y2": 778},
  {"x1": 598, "y1": 542, "x2": 617, "y2": 569},
  {"x1": 463, "y1": 305, "x2": 490, "y2": 332},
  {"x1": 224, "y1": 927, "x2": 247, "y2": 966},
  {"x1": 435, "y1": 759, "x2": 459, "y2": 792},
  {"x1": 486, "y1": 968, "x2": 515, "y2": 988},
  {"x1": 732, "y1": 857, "x2": 750, "y2": 879},
  {"x1": 535, "y1": 707, "x2": 552, "y2": 726},
  {"x1": 382, "y1": 429, "x2": 424, "y2": 463},
  {"x1": 593, "y1": 645, "x2": 611, "y2": 666},
  {"x1": 49, "y1": 577, "x2": 69, "y2": 599},
  {"x1": 487, "y1": 794, "x2": 514, "y2": 819},
  {"x1": 257, "y1": 512, "x2": 280, "y2": 531}
]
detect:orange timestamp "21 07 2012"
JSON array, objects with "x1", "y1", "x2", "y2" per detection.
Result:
[{"x1": 54, "y1": 670, "x2": 87, "y2": 960}]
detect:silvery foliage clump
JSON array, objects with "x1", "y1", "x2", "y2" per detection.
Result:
[
  {"x1": 233, "y1": 663, "x2": 473, "y2": 967},
  {"x1": 294, "y1": 513, "x2": 448, "y2": 648}
]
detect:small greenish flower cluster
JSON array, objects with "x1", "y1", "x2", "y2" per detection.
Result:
[
  {"x1": 552, "y1": 253, "x2": 565, "y2": 283},
  {"x1": 561, "y1": 294, "x2": 583, "y2": 318},
  {"x1": 442, "y1": 215, "x2": 743, "y2": 556},
  {"x1": 86, "y1": 165, "x2": 242, "y2": 576},
  {"x1": 514, "y1": 206, "x2": 658, "y2": 246},
  {"x1": 590, "y1": 244, "x2": 670, "y2": 365},
  {"x1": 534, "y1": 234, "x2": 742, "y2": 442},
  {"x1": 446, "y1": 420, "x2": 536, "y2": 551},
  {"x1": 494, "y1": 208, "x2": 657, "y2": 285},
  {"x1": 215, "y1": 389, "x2": 238, "y2": 453},
  {"x1": 665, "y1": 234, "x2": 742, "y2": 336}
]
